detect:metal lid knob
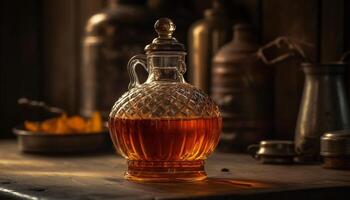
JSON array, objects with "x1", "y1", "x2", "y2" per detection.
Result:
[
  {"x1": 155, "y1": 18, "x2": 176, "y2": 39},
  {"x1": 144, "y1": 18, "x2": 185, "y2": 53}
]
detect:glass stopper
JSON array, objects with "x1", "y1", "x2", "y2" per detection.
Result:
[
  {"x1": 144, "y1": 18, "x2": 185, "y2": 53},
  {"x1": 154, "y1": 18, "x2": 176, "y2": 39}
]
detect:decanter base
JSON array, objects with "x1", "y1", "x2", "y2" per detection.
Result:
[{"x1": 125, "y1": 160, "x2": 207, "y2": 182}]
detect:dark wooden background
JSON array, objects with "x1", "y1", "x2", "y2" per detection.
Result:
[{"x1": 1, "y1": 0, "x2": 349, "y2": 139}]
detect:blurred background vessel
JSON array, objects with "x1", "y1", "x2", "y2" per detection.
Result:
[
  {"x1": 188, "y1": 0, "x2": 233, "y2": 93},
  {"x1": 80, "y1": 0, "x2": 154, "y2": 119},
  {"x1": 212, "y1": 24, "x2": 273, "y2": 152}
]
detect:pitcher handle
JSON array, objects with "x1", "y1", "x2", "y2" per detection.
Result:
[
  {"x1": 257, "y1": 37, "x2": 313, "y2": 65},
  {"x1": 127, "y1": 54, "x2": 147, "y2": 89}
]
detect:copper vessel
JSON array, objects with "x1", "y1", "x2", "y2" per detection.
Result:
[
  {"x1": 80, "y1": 0, "x2": 153, "y2": 118},
  {"x1": 212, "y1": 24, "x2": 273, "y2": 152},
  {"x1": 188, "y1": 0, "x2": 233, "y2": 93}
]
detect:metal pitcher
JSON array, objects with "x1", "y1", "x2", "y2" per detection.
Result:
[
  {"x1": 260, "y1": 41, "x2": 350, "y2": 161},
  {"x1": 295, "y1": 61, "x2": 350, "y2": 161}
]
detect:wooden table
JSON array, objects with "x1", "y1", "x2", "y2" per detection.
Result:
[{"x1": 0, "y1": 140, "x2": 349, "y2": 200}]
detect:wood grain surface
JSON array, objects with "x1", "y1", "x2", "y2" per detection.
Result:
[{"x1": 0, "y1": 140, "x2": 350, "y2": 200}]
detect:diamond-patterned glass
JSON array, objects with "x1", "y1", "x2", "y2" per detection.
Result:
[{"x1": 110, "y1": 82, "x2": 221, "y2": 119}]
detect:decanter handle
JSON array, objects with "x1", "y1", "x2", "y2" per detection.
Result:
[
  {"x1": 127, "y1": 54, "x2": 147, "y2": 89},
  {"x1": 179, "y1": 60, "x2": 186, "y2": 74}
]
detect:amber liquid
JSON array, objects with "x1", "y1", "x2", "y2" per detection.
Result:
[{"x1": 108, "y1": 117, "x2": 222, "y2": 181}]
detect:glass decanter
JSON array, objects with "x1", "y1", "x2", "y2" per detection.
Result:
[{"x1": 109, "y1": 18, "x2": 222, "y2": 182}]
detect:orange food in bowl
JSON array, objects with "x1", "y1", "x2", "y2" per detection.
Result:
[{"x1": 24, "y1": 112, "x2": 103, "y2": 134}]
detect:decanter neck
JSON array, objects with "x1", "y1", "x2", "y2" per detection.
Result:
[{"x1": 146, "y1": 52, "x2": 186, "y2": 83}]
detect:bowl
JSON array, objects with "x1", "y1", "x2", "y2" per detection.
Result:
[{"x1": 13, "y1": 126, "x2": 109, "y2": 153}]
